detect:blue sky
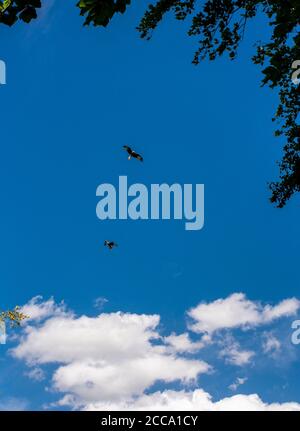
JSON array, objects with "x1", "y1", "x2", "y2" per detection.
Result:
[{"x1": 0, "y1": 1, "x2": 300, "y2": 411}]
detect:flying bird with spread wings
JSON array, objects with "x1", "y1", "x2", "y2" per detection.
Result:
[
  {"x1": 104, "y1": 240, "x2": 118, "y2": 250},
  {"x1": 123, "y1": 146, "x2": 143, "y2": 162}
]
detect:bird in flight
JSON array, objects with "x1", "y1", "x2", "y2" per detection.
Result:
[
  {"x1": 123, "y1": 146, "x2": 143, "y2": 162},
  {"x1": 104, "y1": 240, "x2": 118, "y2": 250}
]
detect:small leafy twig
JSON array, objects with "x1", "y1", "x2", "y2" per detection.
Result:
[{"x1": 0, "y1": 306, "x2": 29, "y2": 327}]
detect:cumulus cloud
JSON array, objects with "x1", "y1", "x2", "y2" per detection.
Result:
[
  {"x1": 13, "y1": 312, "x2": 161, "y2": 365},
  {"x1": 80, "y1": 389, "x2": 300, "y2": 411},
  {"x1": 52, "y1": 356, "x2": 208, "y2": 402},
  {"x1": 187, "y1": 293, "x2": 300, "y2": 334},
  {"x1": 20, "y1": 296, "x2": 70, "y2": 322},
  {"x1": 10, "y1": 294, "x2": 300, "y2": 411},
  {"x1": 12, "y1": 299, "x2": 210, "y2": 404},
  {"x1": 164, "y1": 333, "x2": 205, "y2": 353}
]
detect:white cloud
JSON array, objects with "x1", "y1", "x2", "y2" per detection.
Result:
[
  {"x1": 263, "y1": 299, "x2": 300, "y2": 322},
  {"x1": 12, "y1": 298, "x2": 210, "y2": 404},
  {"x1": 93, "y1": 297, "x2": 108, "y2": 310},
  {"x1": 262, "y1": 333, "x2": 281, "y2": 356},
  {"x1": 20, "y1": 296, "x2": 70, "y2": 322},
  {"x1": 219, "y1": 335, "x2": 255, "y2": 366},
  {"x1": 13, "y1": 312, "x2": 161, "y2": 365},
  {"x1": 164, "y1": 333, "x2": 205, "y2": 353},
  {"x1": 10, "y1": 295, "x2": 300, "y2": 411},
  {"x1": 220, "y1": 347, "x2": 254, "y2": 366},
  {"x1": 52, "y1": 356, "x2": 208, "y2": 402},
  {"x1": 25, "y1": 367, "x2": 45, "y2": 382},
  {"x1": 229, "y1": 377, "x2": 248, "y2": 391},
  {"x1": 187, "y1": 293, "x2": 300, "y2": 334},
  {"x1": 0, "y1": 397, "x2": 28, "y2": 411},
  {"x1": 79, "y1": 389, "x2": 300, "y2": 411}
]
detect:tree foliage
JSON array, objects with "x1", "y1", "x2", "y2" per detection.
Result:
[
  {"x1": 1, "y1": 0, "x2": 300, "y2": 207},
  {"x1": 0, "y1": 0, "x2": 12, "y2": 13},
  {"x1": 137, "y1": 0, "x2": 300, "y2": 208},
  {"x1": 0, "y1": 306, "x2": 28, "y2": 327},
  {"x1": 0, "y1": 0, "x2": 41, "y2": 26},
  {"x1": 77, "y1": 0, "x2": 131, "y2": 27}
]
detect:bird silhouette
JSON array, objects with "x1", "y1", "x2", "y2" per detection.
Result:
[
  {"x1": 123, "y1": 146, "x2": 143, "y2": 162},
  {"x1": 104, "y1": 240, "x2": 118, "y2": 250}
]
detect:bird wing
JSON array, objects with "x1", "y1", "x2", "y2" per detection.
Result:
[{"x1": 132, "y1": 151, "x2": 143, "y2": 161}]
